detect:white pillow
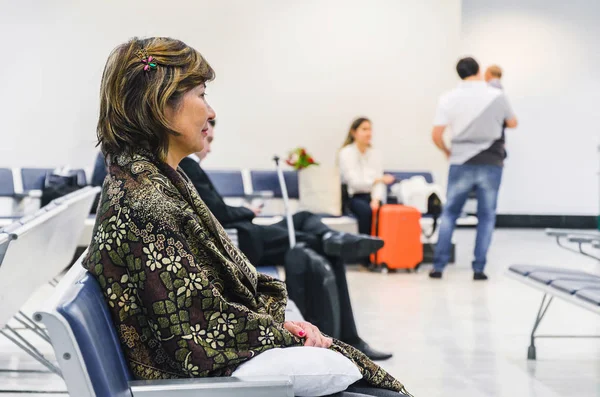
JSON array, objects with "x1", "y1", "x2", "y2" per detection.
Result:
[{"x1": 232, "y1": 346, "x2": 362, "y2": 397}]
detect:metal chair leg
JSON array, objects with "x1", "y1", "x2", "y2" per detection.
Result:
[{"x1": 528, "y1": 293, "x2": 553, "y2": 360}]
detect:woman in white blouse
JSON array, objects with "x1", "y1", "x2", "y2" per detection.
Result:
[{"x1": 339, "y1": 117, "x2": 395, "y2": 236}]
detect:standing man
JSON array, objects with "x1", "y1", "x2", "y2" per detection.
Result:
[{"x1": 430, "y1": 57, "x2": 518, "y2": 280}]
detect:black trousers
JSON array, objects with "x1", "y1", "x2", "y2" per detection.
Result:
[
  {"x1": 327, "y1": 380, "x2": 411, "y2": 396},
  {"x1": 349, "y1": 194, "x2": 372, "y2": 235},
  {"x1": 258, "y1": 211, "x2": 360, "y2": 344}
]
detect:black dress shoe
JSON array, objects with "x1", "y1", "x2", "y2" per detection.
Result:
[
  {"x1": 349, "y1": 339, "x2": 393, "y2": 361},
  {"x1": 323, "y1": 232, "x2": 384, "y2": 260},
  {"x1": 473, "y1": 272, "x2": 488, "y2": 281},
  {"x1": 429, "y1": 270, "x2": 443, "y2": 279}
]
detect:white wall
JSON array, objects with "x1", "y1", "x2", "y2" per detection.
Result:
[
  {"x1": 462, "y1": 0, "x2": 600, "y2": 215},
  {"x1": 0, "y1": 0, "x2": 461, "y2": 183}
]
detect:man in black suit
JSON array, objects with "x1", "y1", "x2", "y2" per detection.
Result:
[{"x1": 179, "y1": 119, "x2": 392, "y2": 360}]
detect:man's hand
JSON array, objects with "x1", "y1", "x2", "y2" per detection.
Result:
[
  {"x1": 243, "y1": 203, "x2": 262, "y2": 215},
  {"x1": 284, "y1": 321, "x2": 333, "y2": 348},
  {"x1": 431, "y1": 125, "x2": 450, "y2": 158}
]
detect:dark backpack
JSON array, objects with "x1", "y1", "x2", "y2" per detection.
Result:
[{"x1": 41, "y1": 172, "x2": 83, "y2": 207}]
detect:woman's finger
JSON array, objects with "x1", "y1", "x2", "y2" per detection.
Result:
[
  {"x1": 303, "y1": 327, "x2": 318, "y2": 347},
  {"x1": 284, "y1": 322, "x2": 307, "y2": 339}
]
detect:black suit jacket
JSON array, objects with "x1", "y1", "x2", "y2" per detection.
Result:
[{"x1": 179, "y1": 157, "x2": 264, "y2": 264}]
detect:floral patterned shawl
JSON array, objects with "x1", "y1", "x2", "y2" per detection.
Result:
[{"x1": 83, "y1": 151, "x2": 410, "y2": 395}]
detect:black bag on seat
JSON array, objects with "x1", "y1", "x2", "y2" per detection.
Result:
[
  {"x1": 284, "y1": 243, "x2": 341, "y2": 339},
  {"x1": 41, "y1": 172, "x2": 82, "y2": 207}
]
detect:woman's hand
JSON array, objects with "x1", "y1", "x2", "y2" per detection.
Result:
[
  {"x1": 382, "y1": 174, "x2": 395, "y2": 185},
  {"x1": 284, "y1": 321, "x2": 333, "y2": 348},
  {"x1": 370, "y1": 199, "x2": 380, "y2": 211}
]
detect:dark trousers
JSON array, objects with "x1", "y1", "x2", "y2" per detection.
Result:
[
  {"x1": 327, "y1": 380, "x2": 411, "y2": 396},
  {"x1": 259, "y1": 211, "x2": 360, "y2": 344},
  {"x1": 349, "y1": 194, "x2": 372, "y2": 235}
]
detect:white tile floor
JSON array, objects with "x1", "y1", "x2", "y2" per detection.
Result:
[
  {"x1": 1, "y1": 228, "x2": 599, "y2": 396},
  {"x1": 348, "y1": 229, "x2": 600, "y2": 397}
]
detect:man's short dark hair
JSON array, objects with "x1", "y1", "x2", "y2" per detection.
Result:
[
  {"x1": 208, "y1": 119, "x2": 216, "y2": 127},
  {"x1": 456, "y1": 57, "x2": 480, "y2": 80}
]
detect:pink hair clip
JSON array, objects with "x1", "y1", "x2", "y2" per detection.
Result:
[
  {"x1": 136, "y1": 49, "x2": 157, "y2": 72},
  {"x1": 142, "y1": 56, "x2": 157, "y2": 71}
]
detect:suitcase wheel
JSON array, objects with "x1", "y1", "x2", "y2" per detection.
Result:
[{"x1": 368, "y1": 263, "x2": 388, "y2": 273}]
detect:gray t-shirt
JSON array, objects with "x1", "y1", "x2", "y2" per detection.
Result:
[{"x1": 433, "y1": 81, "x2": 515, "y2": 166}]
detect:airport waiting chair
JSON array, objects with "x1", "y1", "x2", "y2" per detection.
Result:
[{"x1": 35, "y1": 256, "x2": 294, "y2": 397}]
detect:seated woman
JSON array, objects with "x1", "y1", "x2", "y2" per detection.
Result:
[
  {"x1": 83, "y1": 37, "x2": 411, "y2": 396},
  {"x1": 339, "y1": 118, "x2": 396, "y2": 236}
]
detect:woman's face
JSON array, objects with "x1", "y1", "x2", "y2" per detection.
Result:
[
  {"x1": 352, "y1": 121, "x2": 372, "y2": 145},
  {"x1": 166, "y1": 84, "x2": 216, "y2": 159}
]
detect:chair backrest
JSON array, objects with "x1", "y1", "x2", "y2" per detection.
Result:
[
  {"x1": 0, "y1": 233, "x2": 10, "y2": 267},
  {"x1": 0, "y1": 187, "x2": 100, "y2": 328},
  {"x1": 21, "y1": 168, "x2": 54, "y2": 192},
  {"x1": 205, "y1": 170, "x2": 246, "y2": 198},
  {"x1": 0, "y1": 204, "x2": 69, "y2": 327},
  {"x1": 250, "y1": 170, "x2": 299, "y2": 199},
  {"x1": 36, "y1": 260, "x2": 133, "y2": 397},
  {"x1": 49, "y1": 187, "x2": 100, "y2": 274},
  {"x1": 72, "y1": 169, "x2": 87, "y2": 186},
  {"x1": 0, "y1": 168, "x2": 15, "y2": 197},
  {"x1": 385, "y1": 171, "x2": 434, "y2": 185}
]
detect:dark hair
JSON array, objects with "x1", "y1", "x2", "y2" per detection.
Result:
[
  {"x1": 97, "y1": 37, "x2": 215, "y2": 160},
  {"x1": 456, "y1": 57, "x2": 479, "y2": 80},
  {"x1": 342, "y1": 117, "x2": 371, "y2": 147},
  {"x1": 208, "y1": 119, "x2": 216, "y2": 127}
]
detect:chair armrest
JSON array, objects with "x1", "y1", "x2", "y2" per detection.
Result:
[
  {"x1": 130, "y1": 376, "x2": 293, "y2": 397},
  {"x1": 568, "y1": 235, "x2": 600, "y2": 244},
  {"x1": 546, "y1": 228, "x2": 600, "y2": 238},
  {"x1": 245, "y1": 191, "x2": 274, "y2": 200},
  {"x1": 26, "y1": 189, "x2": 43, "y2": 199}
]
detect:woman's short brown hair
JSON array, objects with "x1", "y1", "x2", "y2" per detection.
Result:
[{"x1": 97, "y1": 37, "x2": 215, "y2": 160}]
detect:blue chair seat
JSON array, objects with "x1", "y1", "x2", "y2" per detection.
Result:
[
  {"x1": 551, "y1": 280, "x2": 600, "y2": 294},
  {"x1": 508, "y1": 265, "x2": 583, "y2": 277},
  {"x1": 575, "y1": 289, "x2": 600, "y2": 306},
  {"x1": 528, "y1": 271, "x2": 599, "y2": 285}
]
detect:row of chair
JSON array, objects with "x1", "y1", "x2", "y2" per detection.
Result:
[
  {"x1": 206, "y1": 168, "x2": 433, "y2": 200},
  {"x1": 507, "y1": 228, "x2": 600, "y2": 360},
  {"x1": 0, "y1": 186, "x2": 100, "y2": 377},
  {"x1": 0, "y1": 167, "x2": 87, "y2": 197}
]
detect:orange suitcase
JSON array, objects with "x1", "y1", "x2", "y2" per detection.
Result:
[{"x1": 370, "y1": 204, "x2": 423, "y2": 271}]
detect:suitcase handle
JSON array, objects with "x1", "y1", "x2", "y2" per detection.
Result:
[
  {"x1": 273, "y1": 156, "x2": 296, "y2": 248},
  {"x1": 372, "y1": 205, "x2": 382, "y2": 264}
]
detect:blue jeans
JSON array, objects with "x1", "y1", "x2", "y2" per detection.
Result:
[{"x1": 433, "y1": 164, "x2": 503, "y2": 273}]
